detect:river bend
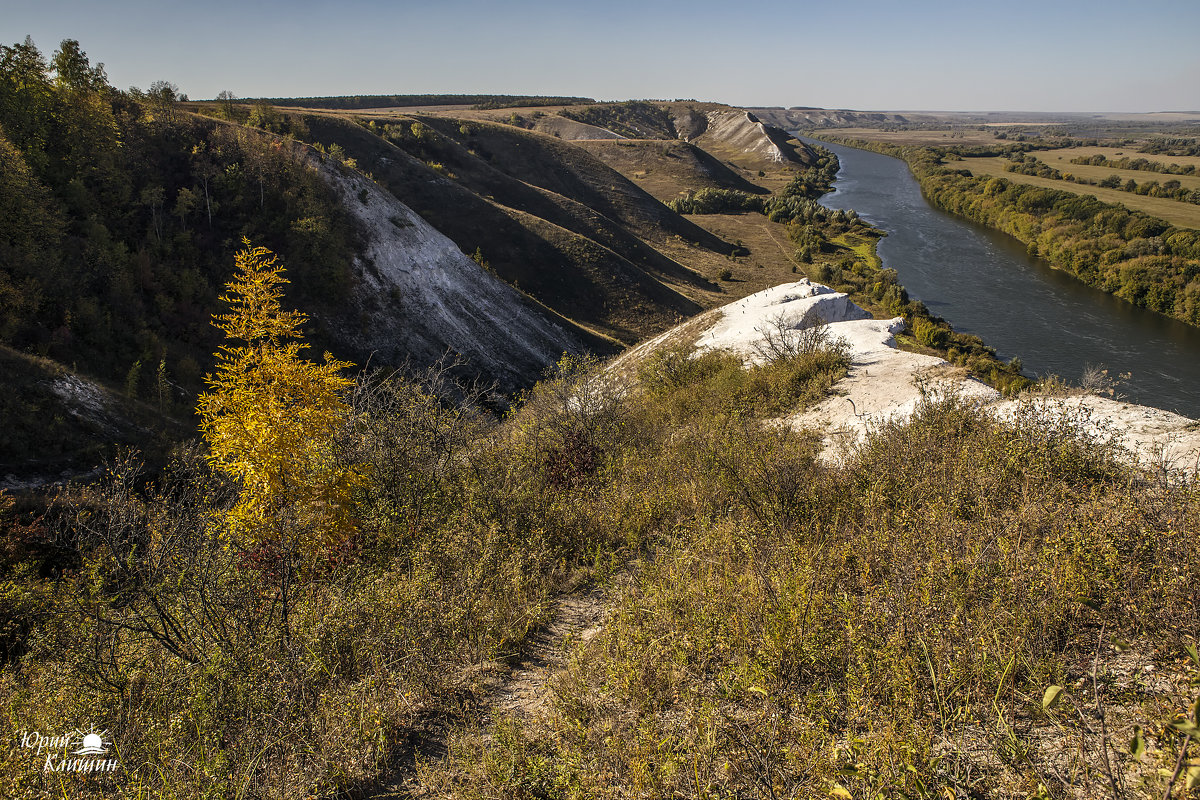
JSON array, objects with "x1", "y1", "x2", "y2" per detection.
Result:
[{"x1": 798, "y1": 135, "x2": 1200, "y2": 418}]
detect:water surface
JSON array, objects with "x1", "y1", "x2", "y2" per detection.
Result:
[{"x1": 797, "y1": 135, "x2": 1200, "y2": 418}]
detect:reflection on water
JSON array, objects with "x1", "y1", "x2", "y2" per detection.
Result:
[{"x1": 798, "y1": 135, "x2": 1200, "y2": 418}]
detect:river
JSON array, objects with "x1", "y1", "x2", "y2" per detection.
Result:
[{"x1": 797, "y1": 135, "x2": 1200, "y2": 419}]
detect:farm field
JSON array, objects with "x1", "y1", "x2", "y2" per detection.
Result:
[
  {"x1": 953, "y1": 156, "x2": 1200, "y2": 229},
  {"x1": 1019, "y1": 154, "x2": 1200, "y2": 191},
  {"x1": 1034, "y1": 145, "x2": 1200, "y2": 172},
  {"x1": 815, "y1": 126, "x2": 1022, "y2": 147}
]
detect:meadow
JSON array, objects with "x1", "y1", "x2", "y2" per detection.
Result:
[
  {"x1": 950, "y1": 156, "x2": 1200, "y2": 230},
  {"x1": 1035, "y1": 146, "x2": 1200, "y2": 173},
  {"x1": 820, "y1": 126, "x2": 1046, "y2": 148}
]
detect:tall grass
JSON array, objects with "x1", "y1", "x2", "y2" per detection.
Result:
[
  {"x1": 0, "y1": 336, "x2": 847, "y2": 798},
  {"x1": 423, "y1": 394, "x2": 1200, "y2": 799},
  {"x1": 6, "y1": 330, "x2": 1195, "y2": 798}
]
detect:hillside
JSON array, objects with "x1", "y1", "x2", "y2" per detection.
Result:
[
  {"x1": 2, "y1": 42, "x2": 836, "y2": 483},
  {"x1": 573, "y1": 138, "x2": 767, "y2": 202},
  {"x1": 295, "y1": 112, "x2": 713, "y2": 342},
  {"x1": 399, "y1": 281, "x2": 1200, "y2": 799},
  {"x1": 7, "y1": 272, "x2": 1199, "y2": 799},
  {"x1": 306, "y1": 149, "x2": 584, "y2": 391},
  {"x1": 7, "y1": 43, "x2": 1200, "y2": 799}
]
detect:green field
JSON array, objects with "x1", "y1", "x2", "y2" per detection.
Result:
[
  {"x1": 955, "y1": 156, "x2": 1200, "y2": 229},
  {"x1": 818, "y1": 126, "x2": 1014, "y2": 147},
  {"x1": 1034, "y1": 145, "x2": 1200, "y2": 172},
  {"x1": 1028, "y1": 155, "x2": 1200, "y2": 191}
]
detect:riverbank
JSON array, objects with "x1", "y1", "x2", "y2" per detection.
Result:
[
  {"x1": 797, "y1": 134, "x2": 1200, "y2": 418},
  {"x1": 804, "y1": 132, "x2": 1200, "y2": 329}
]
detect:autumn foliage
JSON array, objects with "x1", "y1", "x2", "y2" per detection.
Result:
[{"x1": 198, "y1": 240, "x2": 362, "y2": 574}]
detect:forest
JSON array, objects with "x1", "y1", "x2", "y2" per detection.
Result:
[{"x1": 0, "y1": 37, "x2": 361, "y2": 397}]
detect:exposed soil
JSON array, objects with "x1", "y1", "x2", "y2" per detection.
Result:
[
  {"x1": 489, "y1": 591, "x2": 607, "y2": 720},
  {"x1": 364, "y1": 578, "x2": 620, "y2": 798}
]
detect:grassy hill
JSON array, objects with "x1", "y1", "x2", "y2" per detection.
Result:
[
  {"x1": 296, "y1": 112, "x2": 715, "y2": 343},
  {"x1": 8, "y1": 42, "x2": 1200, "y2": 800},
  {"x1": 575, "y1": 138, "x2": 769, "y2": 202},
  {"x1": 2, "y1": 42, "x2": 820, "y2": 483}
]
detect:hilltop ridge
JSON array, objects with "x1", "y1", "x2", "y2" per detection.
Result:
[{"x1": 614, "y1": 277, "x2": 1200, "y2": 469}]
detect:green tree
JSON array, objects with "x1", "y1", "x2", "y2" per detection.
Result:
[
  {"x1": 49, "y1": 39, "x2": 106, "y2": 91},
  {"x1": 0, "y1": 37, "x2": 55, "y2": 170},
  {"x1": 172, "y1": 186, "x2": 197, "y2": 229},
  {"x1": 216, "y1": 89, "x2": 236, "y2": 119},
  {"x1": 147, "y1": 79, "x2": 179, "y2": 123}
]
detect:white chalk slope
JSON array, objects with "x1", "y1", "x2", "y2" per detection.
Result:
[
  {"x1": 695, "y1": 110, "x2": 799, "y2": 164},
  {"x1": 312, "y1": 155, "x2": 583, "y2": 391},
  {"x1": 689, "y1": 279, "x2": 1200, "y2": 470}
]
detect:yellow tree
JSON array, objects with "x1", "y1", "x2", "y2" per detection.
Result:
[{"x1": 197, "y1": 239, "x2": 361, "y2": 639}]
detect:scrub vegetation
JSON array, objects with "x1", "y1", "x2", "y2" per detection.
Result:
[
  {"x1": 0, "y1": 242, "x2": 852, "y2": 798},
  {"x1": 5, "y1": 241, "x2": 1196, "y2": 799},
  {"x1": 421, "y1": 394, "x2": 1200, "y2": 800},
  {"x1": 5, "y1": 35, "x2": 1200, "y2": 800}
]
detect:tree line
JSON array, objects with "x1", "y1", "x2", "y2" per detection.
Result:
[
  {"x1": 813, "y1": 135, "x2": 1200, "y2": 327},
  {"x1": 1070, "y1": 152, "x2": 1198, "y2": 175},
  {"x1": 1140, "y1": 137, "x2": 1200, "y2": 157},
  {"x1": 1004, "y1": 154, "x2": 1200, "y2": 205},
  {"x1": 246, "y1": 93, "x2": 595, "y2": 111}
]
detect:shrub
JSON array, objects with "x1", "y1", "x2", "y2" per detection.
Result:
[{"x1": 911, "y1": 316, "x2": 950, "y2": 349}]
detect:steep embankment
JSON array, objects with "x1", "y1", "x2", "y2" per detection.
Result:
[
  {"x1": 309, "y1": 154, "x2": 584, "y2": 394},
  {"x1": 693, "y1": 109, "x2": 814, "y2": 165},
  {"x1": 573, "y1": 138, "x2": 767, "y2": 203},
  {"x1": 0, "y1": 346, "x2": 186, "y2": 489},
  {"x1": 529, "y1": 115, "x2": 625, "y2": 141},
  {"x1": 299, "y1": 113, "x2": 723, "y2": 343},
  {"x1": 515, "y1": 101, "x2": 818, "y2": 168},
  {"x1": 747, "y1": 107, "x2": 919, "y2": 129}
]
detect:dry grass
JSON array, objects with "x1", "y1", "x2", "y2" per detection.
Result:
[
  {"x1": 1023, "y1": 147, "x2": 1200, "y2": 191},
  {"x1": 575, "y1": 139, "x2": 767, "y2": 203},
  {"x1": 955, "y1": 156, "x2": 1200, "y2": 230},
  {"x1": 1038, "y1": 157, "x2": 1200, "y2": 192},
  {"x1": 656, "y1": 213, "x2": 805, "y2": 294},
  {"x1": 412, "y1": 392, "x2": 1200, "y2": 800}
]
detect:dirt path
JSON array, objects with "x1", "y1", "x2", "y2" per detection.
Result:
[
  {"x1": 761, "y1": 220, "x2": 803, "y2": 269},
  {"x1": 489, "y1": 590, "x2": 607, "y2": 720},
  {"x1": 365, "y1": 580, "x2": 616, "y2": 797}
]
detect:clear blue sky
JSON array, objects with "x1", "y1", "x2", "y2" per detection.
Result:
[{"x1": 3, "y1": 0, "x2": 1198, "y2": 112}]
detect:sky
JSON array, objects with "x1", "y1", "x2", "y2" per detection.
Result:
[{"x1": 3, "y1": 0, "x2": 1198, "y2": 113}]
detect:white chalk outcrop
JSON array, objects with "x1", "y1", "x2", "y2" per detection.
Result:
[
  {"x1": 659, "y1": 278, "x2": 1200, "y2": 471},
  {"x1": 311, "y1": 155, "x2": 583, "y2": 392},
  {"x1": 701, "y1": 281, "x2": 871, "y2": 354},
  {"x1": 695, "y1": 110, "x2": 798, "y2": 164}
]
